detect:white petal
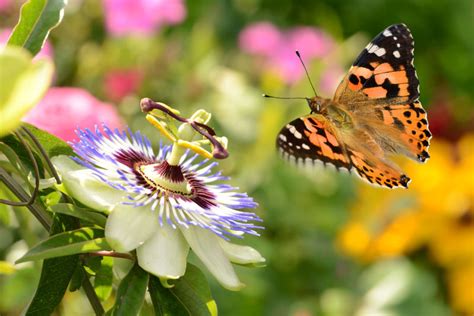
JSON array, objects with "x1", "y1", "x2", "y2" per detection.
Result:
[
  {"x1": 217, "y1": 239, "x2": 265, "y2": 265},
  {"x1": 105, "y1": 204, "x2": 159, "y2": 252},
  {"x1": 51, "y1": 155, "x2": 125, "y2": 212},
  {"x1": 180, "y1": 226, "x2": 244, "y2": 291},
  {"x1": 137, "y1": 224, "x2": 189, "y2": 279}
]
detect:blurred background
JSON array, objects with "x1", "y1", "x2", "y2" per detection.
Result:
[{"x1": 1, "y1": 0, "x2": 473, "y2": 315}]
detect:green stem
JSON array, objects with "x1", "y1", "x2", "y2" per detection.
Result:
[
  {"x1": 81, "y1": 271, "x2": 105, "y2": 316},
  {"x1": 167, "y1": 144, "x2": 186, "y2": 165},
  {"x1": 0, "y1": 167, "x2": 51, "y2": 230},
  {"x1": 21, "y1": 126, "x2": 62, "y2": 184},
  {"x1": 167, "y1": 120, "x2": 199, "y2": 165},
  {"x1": 87, "y1": 250, "x2": 134, "y2": 260}
]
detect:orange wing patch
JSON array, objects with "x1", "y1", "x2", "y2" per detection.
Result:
[
  {"x1": 302, "y1": 116, "x2": 350, "y2": 166},
  {"x1": 348, "y1": 149, "x2": 411, "y2": 188},
  {"x1": 379, "y1": 101, "x2": 431, "y2": 161}
]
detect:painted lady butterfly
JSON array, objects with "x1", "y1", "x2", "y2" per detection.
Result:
[{"x1": 275, "y1": 24, "x2": 431, "y2": 188}]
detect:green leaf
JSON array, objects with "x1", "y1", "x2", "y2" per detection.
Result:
[
  {"x1": 0, "y1": 46, "x2": 53, "y2": 137},
  {"x1": 41, "y1": 191, "x2": 62, "y2": 207},
  {"x1": 49, "y1": 203, "x2": 107, "y2": 228},
  {"x1": 94, "y1": 256, "x2": 114, "y2": 301},
  {"x1": 68, "y1": 263, "x2": 85, "y2": 292},
  {"x1": 112, "y1": 263, "x2": 149, "y2": 316},
  {"x1": 7, "y1": 0, "x2": 67, "y2": 56},
  {"x1": 26, "y1": 214, "x2": 79, "y2": 316},
  {"x1": 0, "y1": 187, "x2": 12, "y2": 225},
  {"x1": 1, "y1": 135, "x2": 44, "y2": 177},
  {"x1": 16, "y1": 227, "x2": 111, "y2": 263},
  {"x1": 0, "y1": 142, "x2": 25, "y2": 173},
  {"x1": 149, "y1": 264, "x2": 217, "y2": 316},
  {"x1": 1, "y1": 123, "x2": 72, "y2": 177},
  {"x1": 22, "y1": 123, "x2": 74, "y2": 157}
]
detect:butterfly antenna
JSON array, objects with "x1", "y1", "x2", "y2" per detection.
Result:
[
  {"x1": 295, "y1": 50, "x2": 318, "y2": 97},
  {"x1": 262, "y1": 94, "x2": 308, "y2": 100}
]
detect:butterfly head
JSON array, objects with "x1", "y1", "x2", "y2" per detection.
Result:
[{"x1": 307, "y1": 96, "x2": 325, "y2": 113}]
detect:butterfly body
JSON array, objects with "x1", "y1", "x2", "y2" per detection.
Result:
[
  {"x1": 276, "y1": 24, "x2": 431, "y2": 189},
  {"x1": 307, "y1": 97, "x2": 354, "y2": 130}
]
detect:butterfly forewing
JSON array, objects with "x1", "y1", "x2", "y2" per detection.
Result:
[
  {"x1": 277, "y1": 115, "x2": 352, "y2": 169},
  {"x1": 334, "y1": 24, "x2": 420, "y2": 104}
]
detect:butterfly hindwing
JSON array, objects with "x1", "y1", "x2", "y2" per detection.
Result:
[
  {"x1": 345, "y1": 146, "x2": 410, "y2": 188},
  {"x1": 375, "y1": 100, "x2": 431, "y2": 162},
  {"x1": 334, "y1": 24, "x2": 419, "y2": 104},
  {"x1": 276, "y1": 115, "x2": 411, "y2": 188}
]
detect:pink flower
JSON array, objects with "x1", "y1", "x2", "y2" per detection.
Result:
[
  {"x1": 23, "y1": 87, "x2": 124, "y2": 142},
  {"x1": 239, "y1": 22, "x2": 334, "y2": 84},
  {"x1": 238, "y1": 22, "x2": 281, "y2": 56},
  {"x1": 103, "y1": 0, "x2": 186, "y2": 36},
  {"x1": 319, "y1": 66, "x2": 345, "y2": 97},
  {"x1": 0, "y1": 0, "x2": 10, "y2": 12},
  {"x1": 287, "y1": 27, "x2": 333, "y2": 58},
  {"x1": 1, "y1": 28, "x2": 53, "y2": 60},
  {"x1": 104, "y1": 69, "x2": 143, "y2": 101}
]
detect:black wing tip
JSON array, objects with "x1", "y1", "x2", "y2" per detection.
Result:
[
  {"x1": 387, "y1": 23, "x2": 409, "y2": 30},
  {"x1": 400, "y1": 175, "x2": 411, "y2": 188},
  {"x1": 417, "y1": 150, "x2": 430, "y2": 162}
]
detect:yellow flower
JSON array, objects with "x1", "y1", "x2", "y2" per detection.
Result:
[
  {"x1": 428, "y1": 207, "x2": 474, "y2": 267},
  {"x1": 336, "y1": 181, "x2": 426, "y2": 262},
  {"x1": 338, "y1": 134, "x2": 474, "y2": 261},
  {"x1": 411, "y1": 135, "x2": 474, "y2": 268},
  {"x1": 337, "y1": 134, "x2": 474, "y2": 314},
  {"x1": 447, "y1": 262, "x2": 474, "y2": 315}
]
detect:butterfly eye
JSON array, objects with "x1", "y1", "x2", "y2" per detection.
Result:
[{"x1": 307, "y1": 98, "x2": 321, "y2": 113}]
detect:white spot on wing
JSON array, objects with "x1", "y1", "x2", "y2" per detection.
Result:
[
  {"x1": 383, "y1": 29, "x2": 392, "y2": 37},
  {"x1": 393, "y1": 50, "x2": 401, "y2": 58},
  {"x1": 393, "y1": 36, "x2": 398, "y2": 40},
  {"x1": 368, "y1": 44, "x2": 378, "y2": 53},
  {"x1": 302, "y1": 144, "x2": 310, "y2": 150},
  {"x1": 287, "y1": 124, "x2": 303, "y2": 139},
  {"x1": 396, "y1": 43, "x2": 401, "y2": 48},
  {"x1": 279, "y1": 134, "x2": 287, "y2": 142},
  {"x1": 374, "y1": 48, "x2": 386, "y2": 57}
]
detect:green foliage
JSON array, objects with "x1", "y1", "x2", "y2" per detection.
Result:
[
  {"x1": 111, "y1": 263, "x2": 149, "y2": 316},
  {"x1": 16, "y1": 227, "x2": 110, "y2": 263},
  {"x1": 356, "y1": 258, "x2": 451, "y2": 315},
  {"x1": 0, "y1": 47, "x2": 53, "y2": 137},
  {"x1": 149, "y1": 264, "x2": 218, "y2": 316},
  {"x1": 94, "y1": 256, "x2": 114, "y2": 301},
  {"x1": 22, "y1": 123, "x2": 74, "y2": 157},
  {"x1": 8, "y1": 0, "x2": 68, "y2": 56},
  {"x1": 25, "y1": 214, "x2": 79, "y2": 316},
  {"x1": 49, "y1": 203, "x2": 107, "y2": 227}
]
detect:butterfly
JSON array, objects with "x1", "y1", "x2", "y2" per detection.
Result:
[{"x1": 275, "y1": 24, "x2": 431, "y2": 188}]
